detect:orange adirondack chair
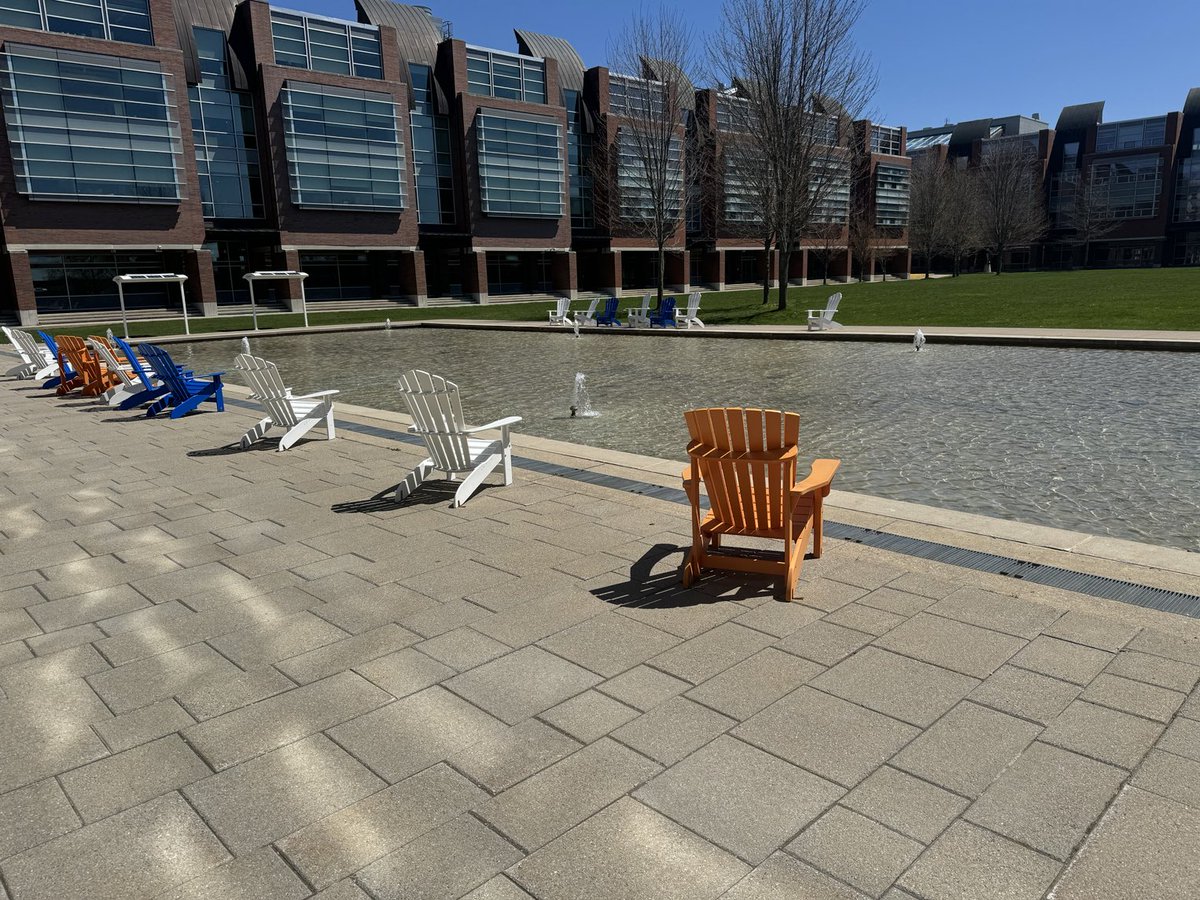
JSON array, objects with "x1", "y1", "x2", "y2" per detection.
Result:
[
  {"x1": 55, "y1": 335, "x2": 118, "y2": 397},
  {"x1": 681, "y1": 407, "x2": 840, "y2": 599}
]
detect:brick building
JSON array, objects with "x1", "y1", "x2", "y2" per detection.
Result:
[{"x1": 0, "y1": 0, "x2": 912, "y2": 325}]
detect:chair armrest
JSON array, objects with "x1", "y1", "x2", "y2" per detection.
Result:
[
  {"x1": 199, "y1": 371, "x2": 225, "y2": 379},
  {"x1": 682, "y1": 464, "x2": 693, "y2": 484},
  {"x1": 290, "y1": 390, "x2": 339, "y2": 399},
  {"x1": 806, "y1": 309, "x2": 825, "y2": 318},
  {"x1": 792, "y1": 458, "x2": 841, "y2": 496},
  {"x1": 463, "y1": 415, "x2": 523, "y2": 433}
]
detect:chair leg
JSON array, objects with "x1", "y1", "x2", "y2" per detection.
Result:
[
  {"x1": 278, "y1": 416, "x2": 320, "y2": 451},
  {"x1": 241, "y1": 417, "x2": 273, "y2": 449},
  {"x1": 813, "y1": 496, "x2": 824, "y2": 558},
  {"x1": 501, "y1": 442, "x2": 513, "y2": 485},
  {"x1": 453, "y1": 453, "x2": 501, "y2": 508},
  {"x1": 395, "y1": 460, "x2": 434, "y2": 501},
  {"x1": 325, "y1": 404, "x2": 336, "y2": 440},
  {"x1": 170, "y1": 393, "x2": 205, "y2": 419}
]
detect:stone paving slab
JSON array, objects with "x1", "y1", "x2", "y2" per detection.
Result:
[{"x1": 3, "y1": 372, "x2": 1200, "y2": 899}]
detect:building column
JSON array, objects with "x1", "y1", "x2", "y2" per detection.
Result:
[
  {"x1": 788, "y1": 248, "x2": 808, "y2": 285},
  {"x1": 701, "y1": 249, "x2": 724, "y2": 291},
  {"x1": 277, "y1": 249, "x2": 303, "y2": 307},
  {"x1": 399, "y1": 250, "x2": 427, "y2": 306},
  {"x1": 550, "y1": 250, "x2": 576, "y2": 300},
  {"x1": 665, "y1": 250, "x2": 688, "y2": 293},
  {"x1": 184, "y1": 248, "x2": 219, "y2": 317},
  {"x1": 463, "y1": 251, "x2": 488, "y2": 304},
  {"x1": 601, "y1": 250, "x2": 621, "y2": 297},
  {"x1": 4, "y1": 251, "x2": 38, "y2": 326}
]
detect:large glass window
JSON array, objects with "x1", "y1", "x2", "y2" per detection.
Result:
[
  {"x1": 616, "y1": 126, "x2": 682, "y2": 223},
  {"x1": 812, "y1": 154, "x2": 850, "y2": 224},
  {"x1": 715, "y1": 94, "x2": 751, "y2": 133},
  {"x1": 1175, "y1": 158, "x2": 1200, "y2": 223},
  {"x1": 870, "y1": 125, "x2": 902, "y2": 156},
  {"x1": 270, "y1": 10, "x2": 382, "y2": 79},
  {"x1": 723, "y1": 149, "x2": 760, "y2": 224},
  {"x1": 281, "y1": 81, "x2": 406, "y2": 210},
  {"x1": 29, "y1": 250, "x2": 171, "y2": 312},
  {"x1": 1095, "y1": 116, "x2": 1167, "y2": 152},
  {"x1": 465, "y1": 47, "x2": 545, "y2": 104},
  {"x1": 1090, "y1": 154, "x2": 1162, "y2": 219},
  {"x1": 0, "y1": 44, "x2": 183, "y2": 203},
  {"x1": 409, "y1": 64, "x2": 454, "y2": 225},
  {"x1": 0, "y1": 0, "x2": 152, "y2": 45},
  {"x1": 189, "y1": 28, "x2": 262, "y2": 220},
  {"x1": 608, "y1": 74, "x2": 664, "y2": 119},
  {"x1": 564, "y1": 89, "x2": 593, "y2": 229},
  {"x1": 476, "y1": 110, "x2": 562, "y2": 218},
  {"x1": 875, "y1": 163, "x2": 910, "y2": 226}
]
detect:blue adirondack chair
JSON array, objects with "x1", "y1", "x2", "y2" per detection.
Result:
[
  {"x1": 594, "y1": 296, "x2": 620, "y2": 326},
  {"x1": 648, "y1": 297, "x2": 677, "y2": 328},
  {"x1": 113, "y1": 336, "x2": 172, "y2": 410},
  {"x1": 137, "y1": 343, "x2": 224, "y2": 418},
  {"x1": 37, "y1": 330, "x2": 75, "y2": 389}
]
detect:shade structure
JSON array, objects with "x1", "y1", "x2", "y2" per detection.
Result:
[
  {"x1": 244, "y1": 271, "x2": 310, "y2": 329},
  {"x1": 112, "y1": 273, "x2": 190, "y2": 338}
]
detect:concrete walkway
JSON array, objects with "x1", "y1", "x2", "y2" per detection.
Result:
[{"x1": 2, "y1": 377, "x2": 1200, "y2": 900}]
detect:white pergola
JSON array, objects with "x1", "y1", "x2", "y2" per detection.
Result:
[
  {"x1": 243, "y1": 271, "x2": 310, "y2": 329},
  {"x1": 112, "y1": 273, "x2": 190, "y2": 339}
]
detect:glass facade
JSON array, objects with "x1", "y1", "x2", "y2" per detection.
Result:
[
  {"x1": 0, "y1": 0, "x2": 152, "y2": 45},
  {"x1": 409, "y1": 64, "x2": 454, "y2": 224},
  {"x1": 616, "y1": 127, "x2": 682, "y2": 222},
  {"x1": 476, "y1": 110, "x2": 563, "y2": 218},
  {"x1": 189, "y1": 29, "x2": 262, "y2": 220},
  {"x1": 1095, "y1": 116, "x2": 1167, "y2": 152},
  {"x1": 29, "y1": 250, "x2": 172, "y2": 312},
  {"x1": 806, "y1": 113, "x2": 838, "y2": 148},
  {"x1": 982, "y1": 132, "x2": 1041, "y2": 157},
  {"x1": 1174, "y1": 158, "x2": 1200, "y2": 223},
  {"x1": 564, "y1": 89, "x2": 593, "y2": 228},
  {"x1": 1090, "y1": 154, "x2": 1162, "y2": 219},
  {"x1": 715, "y1": 94, "x2": 751, "y2": 133},
  {"x1": 299, "y1": 250, "x2": 371, "y2": 300},
  {"x1": 870, "y1": 125, "x2": 902, "y2": 156},
  {"x1": 608, "y1": 74, "x2": 664, "y2": 119},
  {"x1": 875, "y1": 163, "x2": 910, "y2": 226},
  {"x1": 812, "y1": 154, "x2": 850, "y2": 224},
  {"x1": 281, "y1": 81, "x2": 406, "y2": 210},
  {"x1": 0, "y1": 44, "x2": 183, "y2": 203},
  {"x1": 723, "y1": 152, "x2": 760, "y2": 224},
  {"x1": 270, "y1": 10, "x2": 382, "y2": 79},
  {"x1": 465, "y1": 47, "x2": 545, "y2": 104}
]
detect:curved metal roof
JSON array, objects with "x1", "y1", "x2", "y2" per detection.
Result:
[
  {"x1": 355, "y1": 0, "x2": 442, "y2": 80},
  {"x1": 1055, "y1": 101, "x2": 1105, "y2": 133},
  {"x1": 172, "y1": 0, "x2": 247, "y2": 89},
  {"x1": 948, "y1": 118, "x2": 993, "y2": 147},
  {"x1": 514, "y1": 29, "x2": 585, "y2": 93},
  {"x1": 1184, "y1": 88, "x2": 1200, "y2": 118},
  {"x1": 642, "y1": 57, "x2": 695, "y2": 111}
]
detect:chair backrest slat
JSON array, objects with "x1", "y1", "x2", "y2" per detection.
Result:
[
  {"x1": 88, "y1": 337, "x2": 137, "y2": 389},
  {"x1": 399, "y1": 369, "x2": 471, "y2": 471},
  {"x1": 602, "y1": 297, "x2": 619, "y2": 318},
  {"x1": 138, "y1": 343, "x2": 190, "y2": 399},
  {"x1": 114, "y1": 337, "x2": 153, "y2": 389},
  {"x1": 234, "y1": 354, "x2": 298, "y2": 426},
  {"x1": 826, "y1": 292, "x2": 842, "y2": 315}
]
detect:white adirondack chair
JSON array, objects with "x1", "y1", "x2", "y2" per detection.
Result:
[
  {"x1": 234, "y1": 353, "x2": 338, "y2": 451},
  {"x1": 88, "y1": 338, "x2": 148, "y2": 406},
  {"x1": 675, "y1": 291, "x2": 704, "y2": 329},
  {"x1": 807, "y1": 292, "x2": 843, "y2": 330},
  {"x1": 548, "y1": 298, "x2": 572, "y2": 325},
  {"x1": 7, "y1": 328, "x2": 57, "y2": 380},
  {"x1": 574, "y1": 298, "x2": 601, "y2": 326},
  {"x1": 396, "y1": 369, "x2": 521, "y2": 507},
  {"x1": 625, "y1": 294, "x2": 651, "y2": 327},
  {"x1": 3, "y1": 326, "x2": 37, "y2": 378}
]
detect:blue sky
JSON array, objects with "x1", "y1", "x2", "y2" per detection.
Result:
[{"x1": 289, "y1": 0, "x2": 1200, "y2": 128}]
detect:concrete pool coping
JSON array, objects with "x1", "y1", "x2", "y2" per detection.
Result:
[{"x1": 121, "y1": 319, "x2": 1200, "y2": 352}]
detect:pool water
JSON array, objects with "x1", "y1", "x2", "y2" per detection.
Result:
[{"x1": 175, "y1": 328, "x2": 1200, "y2": 553}]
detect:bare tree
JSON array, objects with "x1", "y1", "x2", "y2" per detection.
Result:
[
  {"x1": 941, "y1": 163, "x2": 982, "y2": 277},
  {"x1": 604, "y1": 7, "x2": 694, "y2": 303},
  {"x1": 977, "y1": 140, "x2": 1048, "y2": 275},
  {"x1": 1059, "y1": 168, "x2": 1120, "y2": 267},
  {"x1": 720, "y1": 111, "x2": 778, "y2": 305},
  {"x1": 804, "y1": 220, "x2": 843, "y2": 284},
  {"x1": 907, "y1": 153, "x2": 951, "y2": 277},
  {"x1": 846, "y1": 135, "x2": 876, "y2": 281},
  {"x1": 712, "y1": 0, "x2": 875, "y2": 311}
]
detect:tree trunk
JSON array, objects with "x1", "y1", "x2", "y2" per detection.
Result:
[
  {"x1": 776, "y1": 248, "x2": 791, "y2": 311},
  {"x1": 924, "y1": 255, "x2": 932, "y2": 279},
  {"x1": 761, "y1": 238, "x2": 771, "y2": 305},
  {"x1": 656, "y1": 244, "x2": 665, "y2": 303}
]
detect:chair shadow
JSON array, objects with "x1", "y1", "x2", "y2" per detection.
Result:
[
  {"x1": 331, "y1": 480, "x2": 498, "y2": 514},
  {"x1": 188, "y1": 440, "x2": 282, "y2": 457},
  {"x1": 592, "y1": 542, "x2": 776, "y2": 609}
]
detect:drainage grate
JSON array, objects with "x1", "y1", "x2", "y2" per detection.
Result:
[{"x1": 228, "y1": 398, "x2": 1200, "y2": 619}]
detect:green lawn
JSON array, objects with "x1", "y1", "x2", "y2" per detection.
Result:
[{"x1": 41, "y1": 268, "x2": 1199, "y2": 339}]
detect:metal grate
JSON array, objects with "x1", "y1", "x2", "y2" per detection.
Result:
[{"x1": 228, "y1": 398, "x2": 1200, "y2": 618}]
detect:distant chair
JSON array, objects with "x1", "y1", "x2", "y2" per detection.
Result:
[
  {"x1": 548, "y1": 298, "x2": 572, "y2": 326},
  {"x1": 3, "y1": 326, "x2": 52, "y2": 379},
  {"x1": 594, "y1": 296, "x2": 621, "y2": 327},
  {"x1": 53, "y1": 334, "x2": 112, "y2": 397},
  {"x1": 37, "y1": 331, "x2": 75, "y2": 389},
  {"x1": 648, "y1": 296, "x2": 677, "y2": 328},
  {"x1": 574, "y1": 298, "x2": 602, "y2": 327},
  {"x1": 625, "y1": 294, "x2": 651, "y2": 327},
  {"x1": 112, "y1": 336, "x2": 171, "y2": 410},
  {"x1": 234, "y1": 353, "x2": 337, "y2": 451},
  {"x1": 395, "y1": 369, "x2": 521, "y2": 507},
  {"x1": 807, "y1": 292, "x2": 843, "y2": 331},
  {"x1": 681, "y1": 407, "x2": 840, "y2": 599},
  {"x1": 675, "y1": 291, "x2": 704, "y2": 329},
  {"x1": 137, "y1": 343, "x2": 224, "y2": 418},
  {"x1": 87, "y1": 336, "x2": 147, "y2": 407}
]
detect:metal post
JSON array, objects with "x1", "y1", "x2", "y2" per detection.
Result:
[
  {"x1": 299, "y1": 276, "x2": 308, "y2": 329},
  {"x1": 248, "y1": 280, "x2": 259, "y2": 331},
  {"x1": 117, "y1": 282, "x2": 129, "y2": 339},
  {"x1": 179, "y1": 281, "x2": 190, "y2": 336}
]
